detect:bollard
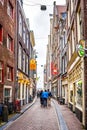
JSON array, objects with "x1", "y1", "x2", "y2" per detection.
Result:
[{"x1": 2, "y1": 105, "x2": 8, "y2": 122}]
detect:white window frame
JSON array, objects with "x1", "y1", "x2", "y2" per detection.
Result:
[
  {"x1": 7, "y1": 66, "x2": 12, "y2": 80},
  {"x1": 19, "y1": 13, "x2": 22, "y2": 37},
  {"x1": 7, "y1": 35, "x2": 13, "y2": 51},
  {"x1": 4, "y1": 85, "x2": 12, "y2": 102}
]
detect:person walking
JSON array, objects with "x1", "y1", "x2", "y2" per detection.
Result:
[
  {"x1": 47, "y1": 89, "x2": 52, "y2": 107},
  {"x1": 42, "y1": 90, "x2": 48, "y2": 107},
  {"x1": 39, "y1": 90, "x2": 44, "y2": 107}
]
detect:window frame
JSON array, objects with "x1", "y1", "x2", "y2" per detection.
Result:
[
  {"x1": 0, "y1": 0, "x2": 4, "y2": 5},
  {"x1": 4, "y1": 86, "x2": 12, "y2": 102},
  {"x1": 0, "y1": 25, "x2": 3, "y2": 44},
  {"x1": 7, "y1": 66, "x2": 13, "y2": 81},
  {"x1": 19, "y1": 12, "x2": 23, "y2": 37},
  {"x1": 7, "y1": 34, "x2": 13, "y2": 52},
  {"x1": 0, "y1": 61, "x2": 3, "y2": 83},
  {"x1": 7, "y1": 1, "x2": 13, "y2": 19}
]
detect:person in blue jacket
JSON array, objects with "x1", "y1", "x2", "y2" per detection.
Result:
[{"x1": 42, "y1": 90, "x2": 48, "y2": 107}]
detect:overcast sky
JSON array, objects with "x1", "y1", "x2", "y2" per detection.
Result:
[{"x1": 23, "y1": 0, "x2": 66, "y2": 89}]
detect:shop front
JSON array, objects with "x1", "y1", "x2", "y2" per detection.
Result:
[
  {"x1": 17, "y1": 71, "x2": 30, "y2": 106},
  {"x1": 68, "y1": 60, "x2": 83, "y2": 122}
]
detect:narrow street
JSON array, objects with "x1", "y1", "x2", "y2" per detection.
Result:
[{"x1": 4, "y1": 99, "x2": 59, "y2": 130}]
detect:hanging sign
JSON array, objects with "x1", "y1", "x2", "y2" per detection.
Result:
[{"x1": 30, "y1": 59, "x2": 36, "y2": 70}]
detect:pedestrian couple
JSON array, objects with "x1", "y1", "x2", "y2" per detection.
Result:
[{"x1": 40, "y1": 89, "x2": 52, "y2": 107}]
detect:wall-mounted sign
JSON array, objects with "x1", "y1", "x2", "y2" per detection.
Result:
[
  {"x1": 76, "y1": 39, "x2": 85, "y2": 57},
  {"x1": 30, "y1": 59, "x2": 36, "y2": 70}
]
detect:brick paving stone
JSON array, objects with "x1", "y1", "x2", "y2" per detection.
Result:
[
  {"x1": 56, "y1": 101, "x2": 83, "y2": 130},
  {"x1": 4, "y1": 99, "x2": 59, "y2": 130}
]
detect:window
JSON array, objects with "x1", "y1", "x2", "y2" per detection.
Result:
[
  {"x1": 0, "y1": 25, "x2": 3, "y2": 44},
  {"x1": 19, "y1": 13, "x2": 22, "y2": 37},
  {"x1": 71, "y1": 27, "x2": 75, "y2": 54},
  {"x1": 23, "y1": 23, "x2": 26, "y2": 44},
  {"x1": 26, "y1": 34, "x2": 29, "y2": 49},
  {"x1": 26, "y1": 55, "x2": 28, "y2": 75},
  {"x1": 7, "y1": 66, "x2": 13, "y2": 81},
  {"x1": 67, "y1": 9, "x2": 70, "y2": 27},
  {"x1": 76, "y1": 81, "x2": 82, "y2": 106},
  {"x1": 23, "y1": 50, "x2": 25, "y2": 72},
  {"x1": 0, "y1": 61, "x2": 3, "y2": 82},
  {"x1": 68, "y1": 38, "x2": 71, "y2": 61},
  {"x1": 71, "y1": 0, "x2": 74, "y2": 15},
  {"x1": 18, "y1": 83, "x2": 20, "y2": 99},
  {"x1": 18, "y1": 43, "x2": 22, "y2": 69},
  {"x1": 0, "y1": 0, "x2": 4, "y2": 5},
  {"x1": 70, "y1": 90, "x2": 73, "y2": 102},
  {"x1": 7, "y1": 35, "x2": 13, "y2": 51},
  {"x1": 4, "y1": 86, "x2": 12, "y2": 102},
  {"x1": 7, "y1": 1, "x2": 13, "y2": 18},
  {"x1": 77, "y1": 7, "x2": 82, "y2": 42},
  {"x1": 22, "y1": 84, "x2": 24, "y2": 98}
]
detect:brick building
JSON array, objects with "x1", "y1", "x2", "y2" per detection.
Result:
[
  {"x1": 0, "y1": 0, "x2": 16, "y2": 103},
  {"x1": 15, "y1": 0, "x2": 31, "y2": 106},
  {"x1": 66, "y1": 0, "x2": 87, "y2": 128}
]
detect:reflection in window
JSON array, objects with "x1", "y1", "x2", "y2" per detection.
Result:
[
  {"x1": 7, "y1": 35, "x2": 13, "y2": 51},
  {"x1": 7, "y1": 66, "x2": 13, "y2": 81},
  {"x1": 19, "y1": 13, "x2": 22, "y2": 37},
  {"x1": 23, "y1": 50, "x2": 25, "y2": 72},
  {"x1": 18, "y1": 43, "x2": 22, "y2": 69}
]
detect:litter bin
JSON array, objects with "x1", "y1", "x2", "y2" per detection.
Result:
[{"x1": 2, "y1": 105, "x2": 8, "y2": 122}]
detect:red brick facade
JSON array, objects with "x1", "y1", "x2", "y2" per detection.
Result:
[{"x1": 0, "y1": 0, "x2": 16, "y2": 103}]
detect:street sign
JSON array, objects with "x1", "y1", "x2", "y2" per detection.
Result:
[
  {"x1": 76, "y1": 39, "x2": 85, "y2": 57},
  {"x1": 77, "y1": 44, "x2": 85, "y2": 57}
]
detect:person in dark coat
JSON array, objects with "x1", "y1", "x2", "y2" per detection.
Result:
[{"x1": 40, "y1": 90, "x2": 44, "y2": 107}]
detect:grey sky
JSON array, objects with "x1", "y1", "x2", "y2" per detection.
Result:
[{"x1": 23, "y1": 0, "x2": 66, "y2": 89}]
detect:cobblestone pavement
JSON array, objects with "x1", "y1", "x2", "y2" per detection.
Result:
[
  {"x1": 58, "y1": 104, "x2": 83, "y2": 130},
  {"x1": 4, "y1": 99, "x2": 59, "y2": 130}
]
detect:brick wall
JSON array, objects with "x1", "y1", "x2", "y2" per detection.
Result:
[{"x1": 0, "y1": 0, "x2": 16, "y2": 102}]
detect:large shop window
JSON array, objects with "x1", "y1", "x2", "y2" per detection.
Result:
[{"x1": 76, "y1": 80, "x2": 82, "y2": 106}]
